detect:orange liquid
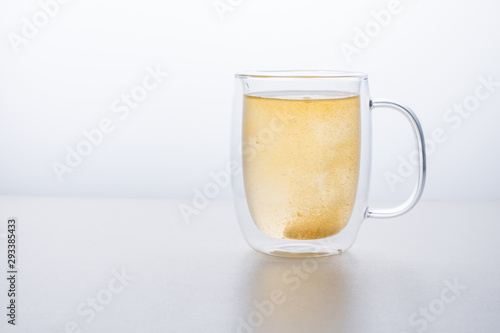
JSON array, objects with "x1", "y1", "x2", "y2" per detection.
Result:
[{"x1": 243, "y1": 92, "x2": 360, "y2": 240}]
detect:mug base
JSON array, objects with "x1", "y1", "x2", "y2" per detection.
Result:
[{"x1": 259, "y1": 243, "x2": 343, "y2": 258}]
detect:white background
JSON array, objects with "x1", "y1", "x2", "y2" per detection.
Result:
[{"x1": 0, "y1": 0, "x2": 499, "y2": 201}]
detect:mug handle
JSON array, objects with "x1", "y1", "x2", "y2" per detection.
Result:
[{"x1": 366, "y1": 100, "x2": 427, "y2": 219}]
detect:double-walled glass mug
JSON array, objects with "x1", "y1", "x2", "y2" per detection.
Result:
[{"x1": 231, "y1": 71, "x2": 426, "y2": 257}]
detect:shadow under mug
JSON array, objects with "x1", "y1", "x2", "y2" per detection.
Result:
[{"x1": 231, "y1": 70, "x2": 426, "y2": 257}]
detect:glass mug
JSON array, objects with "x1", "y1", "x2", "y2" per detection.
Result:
[{"x1": 231, "y1": 71, "x2": 426, "y2": 257}]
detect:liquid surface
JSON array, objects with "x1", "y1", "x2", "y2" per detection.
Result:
[{"x1": 242, "y1": 91, "x2": 360, "y2": 240}]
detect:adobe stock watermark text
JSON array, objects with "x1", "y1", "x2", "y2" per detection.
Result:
[{"x1": 52, "y1": 65, "x2": 167, "y2": 182}]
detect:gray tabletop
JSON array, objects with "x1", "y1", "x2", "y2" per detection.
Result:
[{"x1": 1, "y1": 197, "x2": 499, "y2": 333}]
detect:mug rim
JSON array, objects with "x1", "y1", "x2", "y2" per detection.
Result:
[{"x1": 235, "y1": 70, "x2": 368, "y2": 79}]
